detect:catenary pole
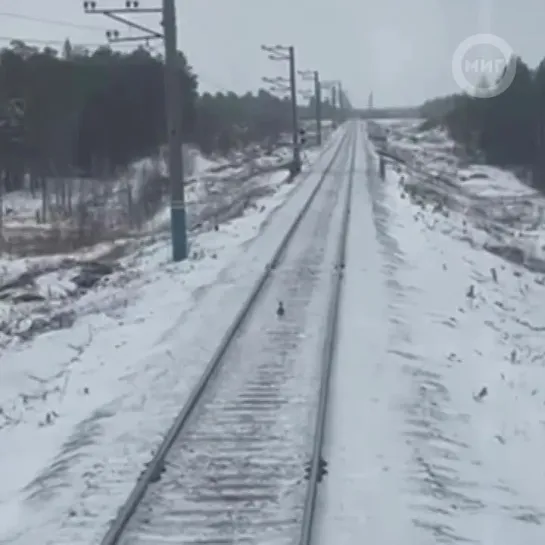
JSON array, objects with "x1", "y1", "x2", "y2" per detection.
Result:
[
  {"x1": 288, "y1": 46, "x2": 301, "y2": 173},
  {"x1": 262, "y1": 44, "x2": 301, "y2": 174},
  {"x1": 163, "y1": 0, "x2": 187, "y2": 261},
  {"x1": 314, "y1": 71, "x2": 322, "y2": 146},
  {"x1": 83, "y1": 0, "x2": 187, "y2": 261}
]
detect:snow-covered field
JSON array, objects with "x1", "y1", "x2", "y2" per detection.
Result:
[
  {"x1": 385, "y1": 157, "x2": 545, "y2": 543},
  {"x1": 374, "y1": 120, "x2": 545, "y2": 272},
  {"x1": 316, "y1": 124, "x2": 545, "y2": 543},
  {"x1": 0, "y1": 128, "x2": 342, "y2": 544},
  {"x1": 0, "y1": 140, "x2": 310, "y2": 257},
  {"x1": 7, "y1": 114, "x2": 544, "y2": 545},
  {"x1": 0, "y1": 142, "x2": 325, "y2": 347}
]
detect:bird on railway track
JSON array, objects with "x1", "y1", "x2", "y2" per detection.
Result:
[{"x1": 276, "y1": 301, "x2": 285, "y2": 317}]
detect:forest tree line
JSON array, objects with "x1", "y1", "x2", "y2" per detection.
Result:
[
  {"x1": 420, "y1": 56, "x2": 545, "y2": 189},
  {"x1": 0, "y1": 39, "x2": 320, "y2": 192}
]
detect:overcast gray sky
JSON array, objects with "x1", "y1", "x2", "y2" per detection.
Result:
[{"x1": 0, "y1": 0, "x2": 544, "y2": 107}]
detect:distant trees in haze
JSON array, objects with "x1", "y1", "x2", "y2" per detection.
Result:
[
  {"x1": 0, "y1": 38, "x2": 317, "y2": 192},
  {"x1": 420, "y1": 56, "x2": 545, "y2": 189}
]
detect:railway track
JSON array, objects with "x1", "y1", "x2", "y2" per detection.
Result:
[{"x1": 99, "y1": 121, "x2": 358, "y2": 545}]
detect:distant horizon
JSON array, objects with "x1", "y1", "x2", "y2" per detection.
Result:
[
  {"x1": 0, "y1": 0, "x2": 544, "y2": 108},
  {"x1": 0, "y1": 37, "x2": 456, "y2": 110},
  {"x1": 1, "y1": 33, "x2": 538, "y2": 111}
]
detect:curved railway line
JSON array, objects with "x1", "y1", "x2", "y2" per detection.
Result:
[{"x1": 99, "y1": 121, "x2": 359, "y2": 545}]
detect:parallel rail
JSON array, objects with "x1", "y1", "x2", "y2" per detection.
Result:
[
  {"x1": 298, "y1": 120, "x2": 357, "y2": 545},
  {"x1": 99, "y1": 122, "x2": 357, "y2": 545}
]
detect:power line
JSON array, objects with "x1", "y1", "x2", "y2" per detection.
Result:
[
  {"x1": 0, "y1": 11, "x2": 105, "y2": 31},
  {"x1": 0, "y1": 35, "x2": 260, "y2": 95},
  {"x1": 262, "y1": 44, "x2": 301, "y2": 174},
  {"x1": 0, "y1": 12, "x2": 242, "y2": 93},
  {"x1": 0, "y1": 35, "x2": 135, "y2": 48},
  {"x1": 0, "y1": 35, "x2": 230, "y2": 90}
]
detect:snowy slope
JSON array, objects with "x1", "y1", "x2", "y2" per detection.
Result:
[
  {"x1": 376, "y1": 120, "x2": 545, "y2": 273},
  {"x1": 386, "y1": 161, "x2": 545, "y2": 543},
  {"x1": 1, "y1": 143, "x2": 296, "y2": 232},
  {"x1": 0, "y1": 142, "x2": 327, "y2": 348},
  {"x1": 1, "y1": 170, "x2": 299, "y2": 544},
  {"x1": 316, "y1": 124, "x2": 545, "y2": 544},
  {"x1": 0, "y1": 127, "x2": 346, "y2": 545}
]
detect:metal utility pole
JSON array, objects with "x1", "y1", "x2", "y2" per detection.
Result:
[
  {"x1": 325, "y1": 81, "x2": 343, "y2": 121},
  {"x1": 321, "y1": 80, "x2": 340, "y2": 127},
  {"x1": 83, "y1": 0, "x2": 187, "y2": 262},
  {"x1": 338, "y1": 81, "x2": 344, "y2": 120},
  {"x1": 315, "y1": 72, "x2": 322, "y2": 146},
  {"x1": 298, "y1": 70, "x2": 322, "y2": 146},
  {"x1": 261, "y1": 75, "x2": 294, "y2": 145},
  {"x1": 336, "y1": 82, "x2": 353, "y2": 120},
  {"x1": 162, "y1": 0, "x2": 186, "y2": 261},
  {"x1": 262, "y1": 45, "x2": 301, "y2": 174}
]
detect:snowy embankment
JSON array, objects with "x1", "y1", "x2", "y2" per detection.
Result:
[
  {"x1": 335, "y1": 129, "x2": 545, "y2": 543},
  {"x1": 388, "y1": 162, "x2": 545, "y2": 543},
  {"x1": 0, "y1": 143, "x2": 322, "y2": 347},
  {"x1": 376, "y1": 119, "x2": 545, "y2": 273},
  {"x1": 1, "y1": 142, "x2": 296, "y2": 235},
  {"x1": 0, "y1": 129, "x2": 342, "y2": 545}
]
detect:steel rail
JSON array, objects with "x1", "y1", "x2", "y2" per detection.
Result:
[
  {"x1": 98, "y1": 122, "x2": 355, "y2": 545},
  {"x1": 298, "y1": 119, "x2": 358, "y2": 545}
]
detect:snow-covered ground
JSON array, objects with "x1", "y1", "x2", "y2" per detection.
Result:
[
  {"x1": 388, "y1": 157, "x2": 545, "y2": 543},
  {"x1": 8, "y1": 114, "x2": 545, "y2": 545},
  {"x1": 315, "y1": 124, "x2": 404, "y2": 543},
  {"x1": 0, "y1": 127, "x2": 344, "y2": 544},
  {"x1": 316, "y1": 125, "x2": 545, "y2": 544},
  {"x1": 374, "y1": 119, "x2": 545, "y2": 272},
  {"x1": 0, "y1": 142, "x2": 325, "y2": 348},
  {"x1": 1, "y1": 141, "x2": 297, "y2": 237}
]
